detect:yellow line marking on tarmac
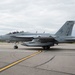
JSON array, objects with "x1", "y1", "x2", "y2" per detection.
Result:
[{"x1": 0, "y1": 50, "x2": 42, "y2": 72}]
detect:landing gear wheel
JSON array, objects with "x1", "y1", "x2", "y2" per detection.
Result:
[
  {"x1": 43, "y1": 46, "x2": 46, "y2": 50},
  {"x1": 46, "y1": 46, "x2": 50, "y2": 50},
  {"x1": 43, "y1": 46, "x2": 50, "y2": 50},
  {"x1": 14, "y1": 45, "x2": 18, "y2": 49}
]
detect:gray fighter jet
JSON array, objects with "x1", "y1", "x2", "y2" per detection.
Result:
[{"x1": 0, "y1": 21, "x2": 75, "y2": 49}]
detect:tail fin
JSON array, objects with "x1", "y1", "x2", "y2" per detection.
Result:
[{"x1": 55, "y1": 21, "x2": 75, "y2": 36}]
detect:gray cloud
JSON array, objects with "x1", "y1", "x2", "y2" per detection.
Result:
[{"x1": 0, "y1": 0, "x2": 75, "y2": 35}]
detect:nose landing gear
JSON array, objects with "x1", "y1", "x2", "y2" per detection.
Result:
[
  {"x1": 14, "y1": 42, "x2": 19, "y2": 49},
  {"x1": 14, "y1": 45, "x2": 18, "y2": 49}
]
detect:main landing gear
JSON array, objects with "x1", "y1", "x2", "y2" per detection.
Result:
[{"x1": 42, "y1": 46, "x2": 50, "y2": 50}]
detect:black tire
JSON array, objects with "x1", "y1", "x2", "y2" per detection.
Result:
[
  {"x1": 43, "y1": 46, "x2": 50, "y2": 50},
  {"x1": 43, "y1": 46, "x2": 46, "y2": 50},
  {"x1": 14, "y1": 45, "x2": 18, "y2": 49}
]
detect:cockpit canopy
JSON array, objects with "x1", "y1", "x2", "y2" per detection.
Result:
[{"x1": 7, "y1": 31, "x2": 24, "y2": 35}]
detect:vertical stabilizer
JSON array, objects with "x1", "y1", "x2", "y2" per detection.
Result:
[{"x1": 55, "y1": 21, "x2": 75, "y2": 36}]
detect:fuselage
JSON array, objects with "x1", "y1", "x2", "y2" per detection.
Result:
[
  {"x1": 0, "y1": 32, "x2": 75, "y2": 43},
  {"x1": 0, "y1": 32, "x2": 52, "y2": 42}
]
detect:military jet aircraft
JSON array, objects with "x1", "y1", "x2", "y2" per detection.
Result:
[{"x1": 0, "y1": 21, "x2": 75, "y2": 49}]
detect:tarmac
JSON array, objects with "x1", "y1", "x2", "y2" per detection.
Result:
[{"x1": 0, "y1": 43, "x2": 75, "y2": 75}]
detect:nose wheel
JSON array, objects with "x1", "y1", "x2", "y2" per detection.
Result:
[{"x1": 14, "y1": 45, "x2": 18, "y2": 49}]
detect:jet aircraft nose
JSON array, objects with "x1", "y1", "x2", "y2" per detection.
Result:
[{"x1": 0, "y1": 35, "x2": 8, "y2": 41}]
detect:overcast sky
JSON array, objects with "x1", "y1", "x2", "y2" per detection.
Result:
[{"x1": 0, "y1": 0, "x2": 75, "y2": 35}]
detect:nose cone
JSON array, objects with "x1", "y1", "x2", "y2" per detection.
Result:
[{"x1": 0, "y1": 35, "x2": 7, "y2": 41}]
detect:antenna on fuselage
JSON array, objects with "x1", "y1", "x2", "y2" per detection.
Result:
[
  {"x1": 36, "y1": 31, "x2": 37, "y2": 33},
  {"x1": 43, "y1": 31, "x2": 45, "y2": 33}
]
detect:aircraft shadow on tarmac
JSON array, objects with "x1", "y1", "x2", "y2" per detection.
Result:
[{"x1": 18, "y1": 47, "x2": 75, "y2": 52}]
